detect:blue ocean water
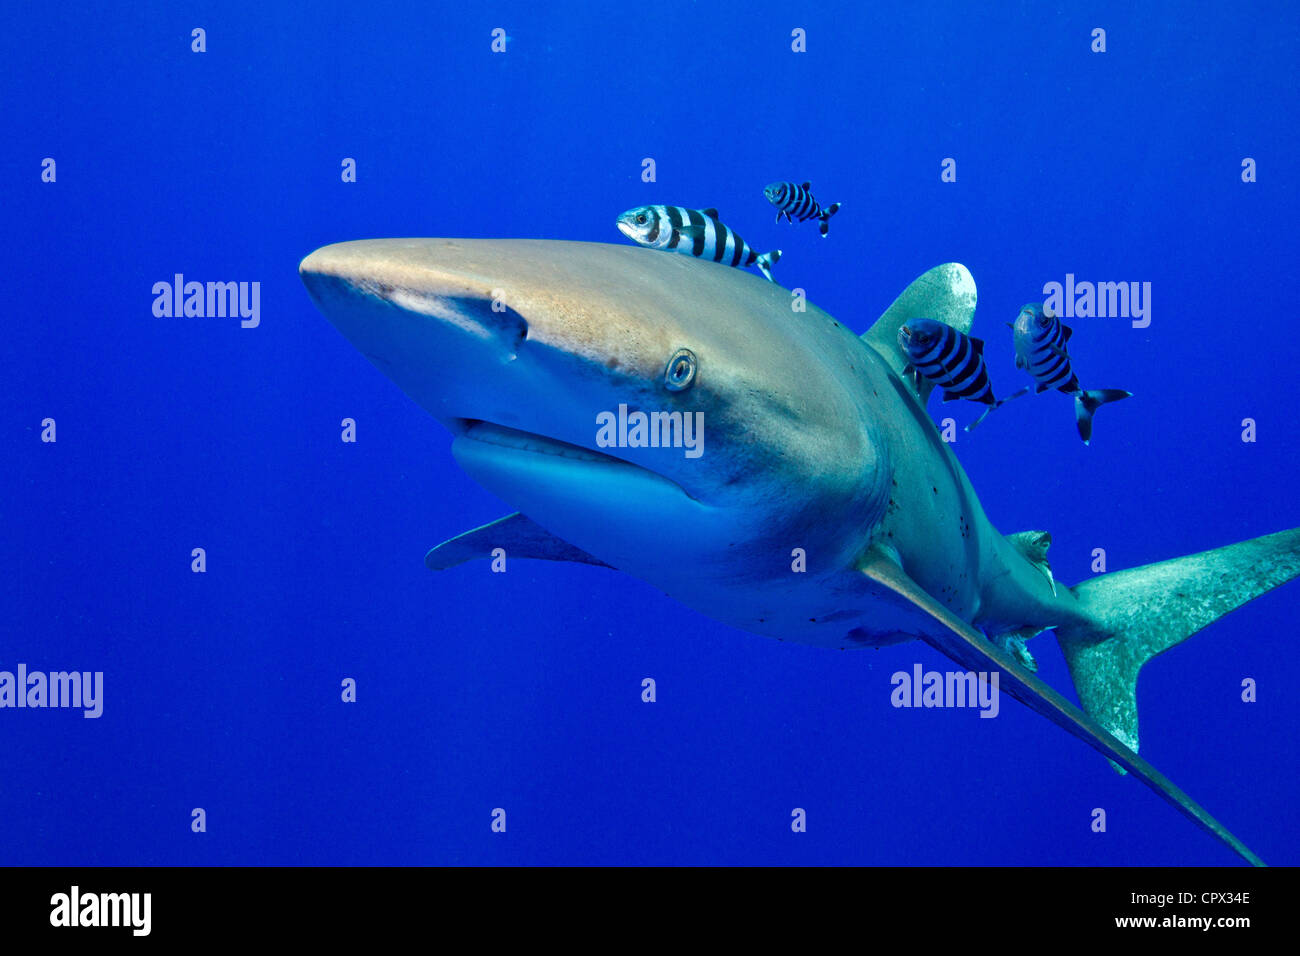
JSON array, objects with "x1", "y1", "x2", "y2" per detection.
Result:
[{"x1": 3, "y1": 1, "x2": 1297, "y2": 866}]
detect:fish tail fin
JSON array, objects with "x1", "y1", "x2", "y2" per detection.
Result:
[
  {"x1": 757, "y1": 249, "x2": 781, "y2": 282},
  {"x1": 818, "y1": 202, "x2": 842, "y2": 237},
  {"x1": 964, "y1": 405, "x2": 996, "y2": 432},
  {"x1": 963, "y1": 385, "x2": 1030, "y2": 432},
  {"x1": 1055, "y1": 528, "x2": 1300, "y2": 784},
  {"x1": 1074, "y1": 388, "x2": 1131, "y2": 443}
]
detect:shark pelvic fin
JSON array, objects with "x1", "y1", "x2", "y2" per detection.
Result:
[
  {"x1": 425, "y1": 513, "x2": 612, "y2": 571},
  {"x1": 990, "y1": 625, "x2": 1044, "y2": 672},
  {"x1": 857, "y1": 546, "x2": 1265, "y2": 867},
  {"x1": 1005, "y1": 531, "x2": 1056, "y2": 595}
]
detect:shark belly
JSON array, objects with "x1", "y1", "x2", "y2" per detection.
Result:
[{"x1": 453, "y1": 420, "x2": 907, "y2": 648}]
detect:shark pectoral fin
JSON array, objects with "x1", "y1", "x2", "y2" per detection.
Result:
[
  {"x1": 856, "y1": 548, "x2": 1265, "y2": 867},
  {"x1": 425, "y1": 512, "x2": 612, "y2": 571}
]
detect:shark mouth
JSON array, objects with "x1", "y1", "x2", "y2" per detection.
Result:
[
  {"x1": 450, "y1": 418, "x2": 699, "y2": 504},
  {"x1": 455, "y1": 419, "x2": 624, "y2": 465}
]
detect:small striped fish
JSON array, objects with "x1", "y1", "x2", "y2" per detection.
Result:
[
  {"x1": 616, "y1": 205, "x2": 780, "y2": 282},
  {"x1": 1011, "y1": 303, "x2": 1131, "y2": 444},
  {"x1": 763, "y1": 181, "x2": 841, "y2": 236},
  {"x1": 898, "y1": 318, "x2": 1026, "y2": 431}
]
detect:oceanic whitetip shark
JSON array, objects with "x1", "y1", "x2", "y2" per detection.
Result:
[{"x1": 300, "y1": 238, "x2": 1299, "y2": 866}]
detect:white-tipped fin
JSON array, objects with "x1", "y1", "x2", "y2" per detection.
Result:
[{"x1": 862, "y1": 264, "x2": 977, "y2": 404}]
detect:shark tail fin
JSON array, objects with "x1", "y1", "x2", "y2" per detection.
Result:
[
  {"x1": 756, "y1": 249, "x2": 781, "y2": 282},
  {"x1": 1056, "y1": 528, "x2": 1300, "y2": 775},
  {"x1": 1074, "y1": 388, "x2": 1131, "y2": 443},
  {"x1": 818, "y1": 202, "x2": 841, "y2": 236}
]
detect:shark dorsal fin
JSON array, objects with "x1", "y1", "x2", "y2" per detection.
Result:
[{"x1": 861, "y1": 263, "x2": 977, "y2": 404}]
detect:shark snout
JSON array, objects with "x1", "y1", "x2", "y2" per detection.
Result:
[
  {"x1": 300, "y1": 240, "x2": 547, "y2": 429},
  {"x1": 300, "y1": 241, "x2": 530, "y2": 353}
]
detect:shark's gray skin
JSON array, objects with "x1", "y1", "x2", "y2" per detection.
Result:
[{"x1": 300, "y1": 238, "x2": 1299, "y2": 866}]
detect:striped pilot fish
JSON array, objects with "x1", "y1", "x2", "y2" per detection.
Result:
[
  {"x1": 898, "y1": 318, "x2": 1026, "y2": 431},
  {"x1": 763, "y1": 181, "x2": 842, "y2": 236},
  {"x1": 616, "y1": 205, "x2": 780, "y2": 282},
  {"x1": 1011, "y1": 303, "x2": 1132, "y2": 444}
]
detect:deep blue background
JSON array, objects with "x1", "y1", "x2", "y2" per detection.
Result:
[{"x1": 3, "y1": 1, "x2": 1297, "y2": 865}]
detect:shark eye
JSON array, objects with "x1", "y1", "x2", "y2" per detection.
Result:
[{"x1": 664, "y1": 348, "x2": 697, "y2": 391}]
